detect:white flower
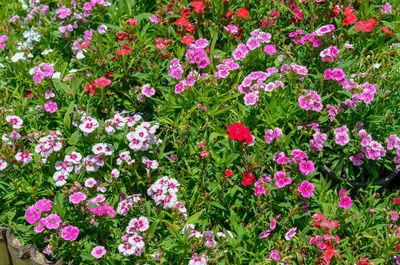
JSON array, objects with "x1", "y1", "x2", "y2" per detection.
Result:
[
  {"x1": 92, "y1": 143, "x2": 107, "y2": 155},
  {"x1": 11, "y1": 52, "x2": 26, "y2": 62},
  {"x1": 53, "y1": 171, "x2": 68, "y2": 187},
  {"x1": 52, "y1": 72, "x2": 61, "y2": 79},
  {"x1": 111, "y1": 168, "x2": 120, "y2": 178},
  {"x1": 97, "y1": 24, "x2": 108, "y2": 34},
  {"x1": 0, "y1": 159, "x2": 8, "y2": 170},
  {"x1": 85, "y1": 177, "x2": 97, "y2": 188}
]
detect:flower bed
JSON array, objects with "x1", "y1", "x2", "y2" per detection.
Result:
[{"x1": 0, "y1": 0, "x2": 400, "y2": 264}]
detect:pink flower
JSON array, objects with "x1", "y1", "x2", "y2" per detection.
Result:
[
  {"x1": 244, "y1": 92, "x2": 259, "y2": 106},
  {"x1": 285, "y1": 227, "x2": 297, "y2": 241},
  {"x1": 274, "y1": 171, "x2": 291, "y2": 188},
  {"x1": 263, "y1": 45, "x2": 277, "y2": 56},
  {"x1": 25, "y1": 206, "x2": 41, "y2": 224},
  {"x1": 142, "y1": 84, "x2": 156, "y2": 97},
  {"x1": 35, "y1": 199, "x2": 52, "y2": 212},
  {"x1": 44, "y1": 101, "x2": 58, "y2": 113},
  {"x1": 299, "y1": 160, "x2": 315, "y2": 175},
  {"x1": 338, "y1": 196, "x2": 352, "y2": 209},
  {"x1": 91, "y1": 246, "x2": 106, "y2": 259},
  {"x1": 259, "y1": 229, "x2": 271, "y2": 239},
  {"x1": 61, "y1": 225, "x2": 79, "y2": 241},
  {"x1": 338, "y1": 189, "x2": 347, "y2": 196},
  {"x1": 45, "y1": 214, "x2": 62, "y2": 229},
  {"x1": 298, "y1": 181, "x2": 315, "y2": 198},
  {"x1": 270, "y1": 250, "x2": 280, "y2": 260},
  {"x1": 69, "y1": 192, "x2": 87, "y2": 204}
]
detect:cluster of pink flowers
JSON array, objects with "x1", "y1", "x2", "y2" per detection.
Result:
[
  {"x1": 185, "y1": 38, "x2": 211, "y2": 69},
  {"x1": 175, "y1": 70, "x2": 208, "y2": 94},
  {"x1": 25, "y1": 199, "x2": 80, "y2": 241},
  {"x1": 233, "y1": 29, "x2": 271, "y2": 60},
  {"x1": 238, "y1": 71, "x2": 284, "y2": 106},
  {"x1": 214, "y1": 59, "x2": 240, "y2": 79},
  {"x1": 358, "y1": 130, "x2": 386, "y2": 161},
  {"x1": 140, "y1": 84, "x2": 156, "y2": 98},
  {"x1": 289, "y1": 24, "x2": 335, "y2": 47},
  {"x1": 310, "y1": 213, "x2": 339, "y2": 256},
  {"x1": 86, "y1": 196, "x2": 115, "y2": 218},
  {"x1": 188, "y1": 253, "x2": 208, "y2": 265},
  {"x1": 29, "y1": 63, "x2": 54, "y2": 83},
  {"x1": 34, "y1": 131, "x2": 64, "y2": 158},
  {"x1": 334, "y1": 125, "x2": 350, "y2": 146},
  {"x1": 320, "y1": 46, "x2": 340, "y2": 62},
  {"x1": 168, "y1": 58, "x2": 184, "y2": 80},
  {"x1": 324, "y1": 68, "x2": 345, "y2": 81},
  {"x1": 254, "y1": 175, "x2": 272, "y2": 196},
  {"x1": 310, "y1": 131, "x2": 328, "y2": 152},
  {"x1": 264, "y1": 127, "x2": 283, "y2": 144},
  {"x1": 147, "y1": 176, "x2": 187, "y2": 218},
  {"x1": 298, "y1": 89, "x2": 323, "y2": 112},
  {"x1": 386, "y1": 134, "x2": 400, "y2": 170},
  {"x1": 224, "y1": 24, "x2": 239, "y2": 35},
  {"x1": 338, "y1": 189, "x2": 352, "y2": 209},
  {"x1": 104, "y1": 112, "x2": 141, "y2": 135},
  {"x1": 274, "y1": 171, "x2": 292, "y2": 188},
  {"x1": 117, "y1": 194, "x2": 141, "y2": 215},
  {"x1": 119, "y1": 216, "x2": 149, "y2": 256},
  {"x1": 126, "y1": 121, "x2": 160, "y2": 152},
  {"x1": 281, "y1": 63, "x2": 309, "y2": 77}
]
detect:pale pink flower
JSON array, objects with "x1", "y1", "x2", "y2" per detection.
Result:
[
  {"x1": 44, "y1": 101, "x2": 58, "y2": 113},
  {"x1": 91, "y1": 246, "x2": 106, "y2": 259}
]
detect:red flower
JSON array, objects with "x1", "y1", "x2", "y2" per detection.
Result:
[
  {"x1": 226, "y1": 10, "x2": 232, "y2": 17},
  {"x1": 186, "y1": 24, "x2": 197, "y2": 33},
  {"x1": 242, "y1": 172, "x2": 254, "y2": 186},
  {"x1": 116, "y1": 49, "x2": 131, "y2": 56},
  {"x1": 394, "y1": 198, "x2": 400, "y2": 204},
  {"x1": 355, "y1": 20, "x2": 375, "y2": 32},
  {"x1": 227, "y1": 122, "x2": 253, "y2": 143},
  {"x1": 236, "y1": 7, "x2": 249, "y2": 18},
  {"x1": 78, "y1": 41, "x2": 90, "y2": 49},
  {"x1": 394, "y1": 244, "x2": 400, "y2": 251},
  {"x1": 107, "y1": 72, "x2": 114, "y2": 77},
  {"x1": 25, "y1": 92, "x2": 33, "y2": 98},
  {"x1": 93, "y1": 77, "x2": 112, "y2": 87},
  {"x1": 181, "y1": 35, "x2": 195, "y2": 45},
  {"x1": 190, "y1": 1, "x2": 204, "y2": 13},
  {"x1": 156, "y1": 37, "x2": 172, "y2": 49},
  {"x1": 182, "y1": 8, "x2": 190, "y2": 17},
  {"x1": 175, "y1": 17, "x2": 190, "y2": 27},
  {"x1": 84, "y1": 83, "x2": 95, "y2": 96},
  {"x1": 382, "y1": 27, "x2": 394, "y2": 35},
  {"x1": 343, "y1": 10, "x2": 357, "y2": 25},
  {"x1": 225, "y1": 169, "x2": 233, "y2": 177}
]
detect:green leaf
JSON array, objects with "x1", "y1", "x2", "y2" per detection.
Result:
[
  {"x1": 68, "y1": 131, "x2": 81, "y2": 145},
  {"x1": 185, "y1": 211, "x2": 203, "y2": 225}
]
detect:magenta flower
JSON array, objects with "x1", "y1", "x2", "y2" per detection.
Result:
[
  {"x1": 69, "y1": 192, "x2": 87, "y2": 204},
  {"x1": 298, "y1": 181, "x2": 315, "y2": 198},
  {"x1": 45, "y1": 214, "x2": 62, "y2": 229},
  {"x1": 91, "y1": 246, "x2": 106, "y2": 259},
  {"x1": 338, "y1": 196, "x2": 352, "y2": 209},
  {"x1": 44, "y1": 101, "x2": 58, "y2": 113},
  {"x1": 263, "y1": 45, "x2": 277, "y2": 56},
  {"x1": 259, "y1": 229, "x2": 271, "y2": 239},
  {"x1": 25, "y1": 206, "x2": 41, "y2": 224},
  {"x1": 61, "y1": 225, "x2": 79, "y2": 241},
  {"x1": 299, "y1": 160, "x2": 315, "y2": 175},
  {"x1": 338, "y1": 189, "x2": 347, "y2": 196},
  {"x1": 141, "y1": 84, "x2": 156, "y2": 97},
  {"x1": 35, "y1": 199, "x2": 52, "y2": 212},
  {"x1": 270, "y1": 250, "x2": 280, "y2": 260}
]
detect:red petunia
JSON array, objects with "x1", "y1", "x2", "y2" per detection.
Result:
[
  {"x1": 181, "y1": 35, "x2": 195, "y2": 45},
  {"x1": 236, "y1": 7, "x2": 249, "y2": 18},
  {"x1": 175, "y1": 17, "x2": 190, "y2": 27},
  {"x1": 382, "y1": 27, "x2": 394, "y2": 35},
  {"x1": 242, "y1": 172, "x2": 255, "y2": 186}
]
